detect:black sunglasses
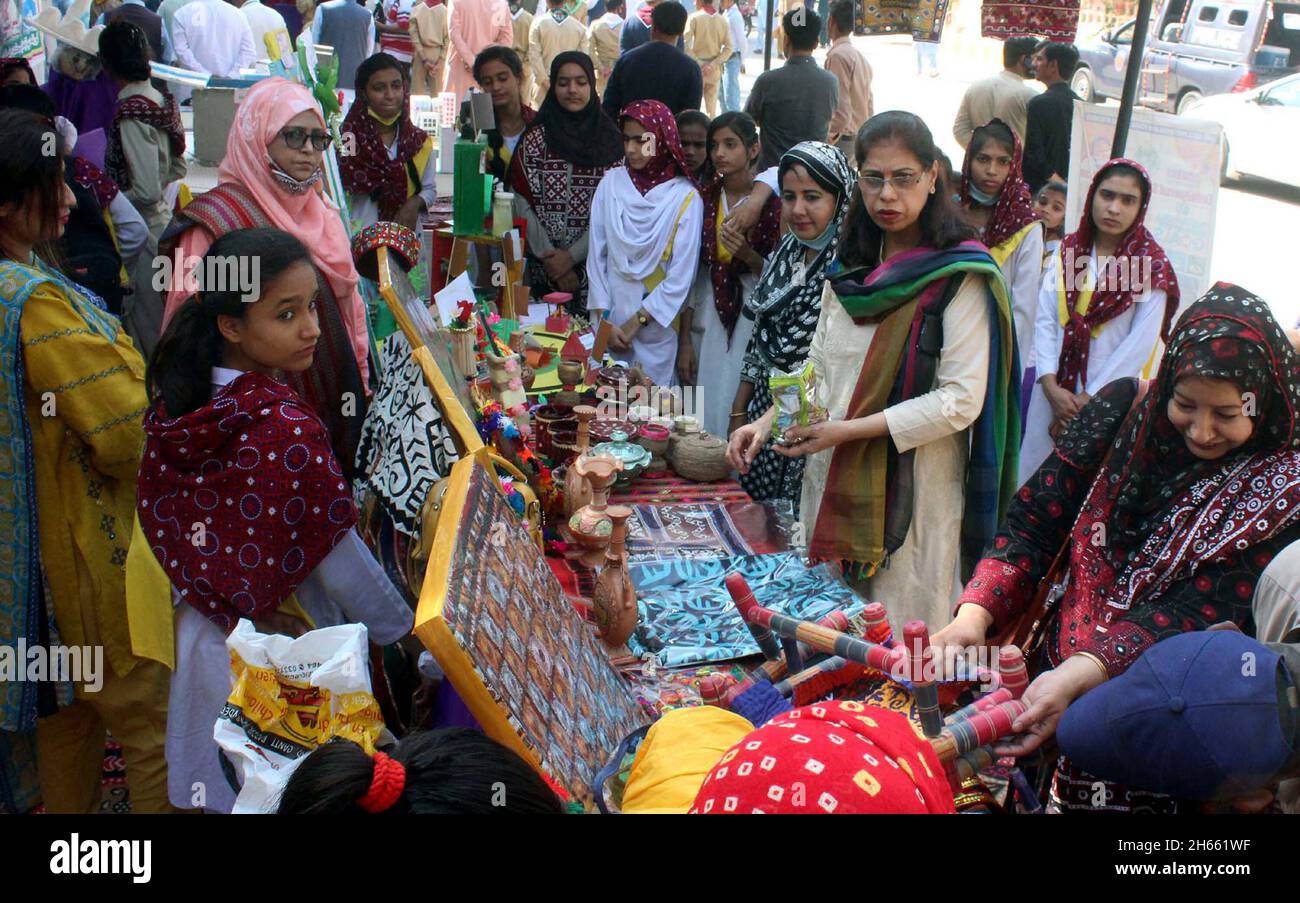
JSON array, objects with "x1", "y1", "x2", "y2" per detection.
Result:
[{"x1": 278, "y1": 126, "x2": 333, "y2": 151}]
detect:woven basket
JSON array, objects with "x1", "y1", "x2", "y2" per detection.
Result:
[{"x1": 671, "y1": 431, "x2": 730, "y2": 482}]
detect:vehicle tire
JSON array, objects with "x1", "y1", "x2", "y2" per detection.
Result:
[
  {"x1": 1177, "y1": 89, "x2": 1204, "y2": 115},
  {"x1": 1072, "y1": 67, "x2": 1097, "y2": 103}
]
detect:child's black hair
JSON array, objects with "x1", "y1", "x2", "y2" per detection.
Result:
[
  {"x1": 277, "y1": 729, "x2": 566, "y2": 814},
  {"x1": 146, "y1": 227, "x2": 314, "y2": 418},
  {"x1": 99, "y1": 20, "x2": 154, "y2": 82}
]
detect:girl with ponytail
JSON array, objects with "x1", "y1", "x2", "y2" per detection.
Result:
[
  {"x1": 140, "y1": 227, "x2": 414, "y2": 814},
  {"x1": 278, "y1": 729, "x2": 567, "y2": 814}
]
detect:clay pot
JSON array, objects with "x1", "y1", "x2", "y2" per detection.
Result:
[
  {"x1": 592, "y1": 505, "x2": 638, "y2": 655},
  {"x1": 534, "y1": 404, "x2": 577, "y2": 459},
  {"x1": 563, "y1": 406, "x2": 599, "y2": 517},
  {"x1": 567, "y1": 455, "x2": 623, "y2": 568},
  {"x1": 635, "y1": 422, "x2": 671, "y2": 458},
  {"x1": 557, "y1": 357, "x2": 584, "y2": 391}
]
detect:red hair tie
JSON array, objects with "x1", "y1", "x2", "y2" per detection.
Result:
[{"x1": 357, "y1": 751, "x2": 406, "y2": 813}]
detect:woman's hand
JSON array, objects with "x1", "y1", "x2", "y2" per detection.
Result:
[
  {"x1": 995, "y1": 655, "x2": 1107, "y2": 758},
  {"x1": 541, "y1": 248, "x2": 575, "y2": 283},
  {"x1": 718, "y1": 219, "x2": 749, "y2": 258},
  {"x1": 727, "y1": 407, "x2": 775, "y2": 473},
  {"x1": 1045, "y1": 382, "x2": 1083, "y2": 424},
  {"x1": 608, "y1": 321, "x2": 633, "y2": 352},
  {"x1": 395, "y1": 196, "x2": 424, "y2": 231},
  {"x1": 676, "y1": 341, "x2": 698, "y2": 386},
  {"x1": 772, "y1": 418, "x2": 850, "y2": 458},
  {"x1": 724, "y1": 187, "x2": 768, "y2": 237},
  {"x1": 930, "y1": 603, "x2": 995, "y2": 661}
]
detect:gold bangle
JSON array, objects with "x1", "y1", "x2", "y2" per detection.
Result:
[
  {"x1": 1072, "y1": 651, "x2": 1109, "y2": 683},
  {"x1": 729, "y1": 412, "x2": 748, "y2": 420}
]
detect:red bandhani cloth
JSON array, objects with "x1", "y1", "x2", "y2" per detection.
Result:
[
  {"x1": 608, "y1": 473, "x2": 751, "y2": 506},
  {"x1": 617, "y1": 99, "x2": 696, "y2": 196},
  {"x1": 1056, "y1": 158, "x2": 1179, "y2": 392},
  {"x1": 981, "y1": 0, "x2": 1080, "y2": 40},
  {"x1": 71, "y1": 156, "x2": 120, "y2": 209},
  {"x1": 699, "y1": 175, "x2": 782, "y2": 341},
  {"x1": 691, "y1": 702, "x2": 957, "y2": 814},
  {"x1": 958, "y1": 118, "x2": 1039, "y2": 249},
  {"x1": 138, "y1": 371, "x2": 356, "y2": 631}
]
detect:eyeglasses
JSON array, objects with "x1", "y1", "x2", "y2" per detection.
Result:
[
  {"x1": 858, "y1": 173, "x2": 924, "y2": 194},
  {"x1": 278, "y1": 127, "x2": 333, "y2": 151}
]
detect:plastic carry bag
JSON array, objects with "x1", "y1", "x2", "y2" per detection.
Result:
[{"x1": 215, "y1": 620, "x2": 392, "y2": 814}]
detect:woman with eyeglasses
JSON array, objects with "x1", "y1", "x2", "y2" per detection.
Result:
[
  {"x1": 727, "y1": 111, "x2": 1021, "y2": 628},
  {"x1": 158, "y1": 78, "x2": 370, "y2": 475},
  {"x1": 340, "y1": 53, "x2": 437, "y2": 233}
]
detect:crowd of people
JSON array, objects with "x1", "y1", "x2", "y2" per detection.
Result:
[{"x1": 2, "y1": 0, "x2": 1299, "y2": 817}]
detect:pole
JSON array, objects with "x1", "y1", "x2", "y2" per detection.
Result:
[
  {"x1": 764, "y1": 0, "x2": 776, "y2": 71},
  {"x1": 1110, "y1": 0, "x2": 1156, "y2": 159}
]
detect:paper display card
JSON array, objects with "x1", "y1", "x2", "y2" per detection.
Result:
[{"x1": 434, "y1": 271, "x2": 477, "y2": 327}]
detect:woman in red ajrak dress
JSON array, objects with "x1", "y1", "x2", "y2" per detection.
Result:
[
  {"x1": 935, "y1": 284, "x2": 1300, "y2": 813},
  {"x1": 139, "y1": 228, "x2": 412, "y2": 813}
]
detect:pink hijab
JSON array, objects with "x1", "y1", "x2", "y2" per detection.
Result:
[{"x1": 220, "y1": 78, "x2": 360, "y2": 316}]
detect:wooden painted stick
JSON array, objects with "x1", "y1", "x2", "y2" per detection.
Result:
[
  {"x1": 723, "y1": 572, "x2": 782, "y2": 661},
  {"x1": 772, "y1": 656, "x2": 850, "y2": 698},
  {"x1": 862, "y1": 602, "x2": 892, "y2": 645},
  {"x1": 998, "y1": 646, "x2": 1030, "y2": 700},
  {"x1": 780, "y1": 636, "x2": 804, "y2": 675},
  {"x1": 945, "y1": 687, "x2": 1014, "y2": 725},
  {"x1": 726, "y1": 573, "x2": 902, "y2": 675},
  {"x1": 723, "y1": 610, "x2": 856, "y2": 707},
  {"x1": 930, "y1": 700, "x2": 1028, "y2": 762},
  {"x1": 904, "y1": 620, "x2": 944, "y2": 739},
  {"x1": 954, "y1": 745, "x2": 997, "y2": 781}
]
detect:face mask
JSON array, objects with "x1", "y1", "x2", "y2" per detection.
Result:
[
  {"x1": 270, "y1": 161, "x2": 323, "y2": 195},
  {"x1": 968, "y1": 184, "x2": 998, "y2": 206},
  {"x1": 367, "y1": 107, "x2": 401, "y2": 127},
  {"x1": 796, "y1": 221, "x2": 837, "y2": 251}
]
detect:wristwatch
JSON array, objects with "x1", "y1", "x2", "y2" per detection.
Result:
[{"x1": 637, "y1": 310, "x2": 650, "y2": 327}]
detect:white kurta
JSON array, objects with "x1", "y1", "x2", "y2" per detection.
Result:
[
  {"x1": 586, "y1": 167, "x2": 704, "y2": 389},
  {"x1": 688, "y1": 193, "x2": 765, "y2": 437},
  {"x1": 799, "y1": 275, "x2": 993, "y2": 628},
  {"x1": 1019, "y1": 251, "x2": 1166, "y2": 484},
  {"x1": 173, "y1": 0, "x2": 257, "y2": 77},
  {"x1": 346, "y1": 123, "x2": 439, "y2": 232},
  {"x1": 992, "y1": 222, "x2": 1044, "y2": 371},
  {"x1": 165, "y1": 368, "x2": 414, "y2": 812}
]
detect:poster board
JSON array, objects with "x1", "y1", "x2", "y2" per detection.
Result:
[
  {"x1": 1066, "y1": 100, "x2": 1222, "y2": 310},
  {"x1": 414, "y1": 456, "x2": 648, "y2": 802},
  {"x1": 2, "y1": 0, "x2": 44, "y2": 72}
]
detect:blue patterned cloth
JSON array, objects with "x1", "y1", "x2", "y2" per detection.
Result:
[{"x1": 627, "y1": 553, "x2": 865, "y2": 668}]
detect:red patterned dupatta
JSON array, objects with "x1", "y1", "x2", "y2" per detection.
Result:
[
  {"x1": 1056, "y1": 159, "x2": 1180, "y2": 392},
  {"x1": 698, "y1": 174, "x2": 782, "y2": 341},
  {"x1": 958, "y1": 118, "x2": 1039, "y2": 249},
  {"x1": 138, "y1": 371, "x2": 357, "y2": 631},
  {"x1": 105, "y1": 90, "x2": 186, "y2": 192},
  {"x1": 1056, "y1": 284, "x2": 1300, "y2": 666},
  {"x1": 339, "y1": 91, "x2": 430, "y2": 221}
]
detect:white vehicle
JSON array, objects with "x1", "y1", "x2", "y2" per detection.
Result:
[{"x1": 1188, "y1": 71, "x2": 1300, "y2": 187}]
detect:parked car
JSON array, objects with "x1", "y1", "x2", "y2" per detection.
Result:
[
  {"x1": 1186, "y1": 71, "x2": 1300, "y2": 186},
  {"x1": 1073, "y1": 0, "x2": 1300, "y2": 115}
]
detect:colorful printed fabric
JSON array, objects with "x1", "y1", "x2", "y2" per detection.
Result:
[
  {"x1": 1056, "y1": 158, "x2": 1180, "y2": 393},
  {"x1": 71, "y1": 156, "x2": 121, "y2": 209},
  {"x1": 959, "y1": 118, "x2": 1039, "y2": 249},
  {"x1": 626, "y1": 553, "x2": 864, "y2": 667},
  {"x1": 618, "y1": 100, "x2": 696, "y2": 196},
  {"x1": 857, "y1": 0, "x2": 950, "y2": 40},
  {"x1": 608, "y1": 473, "x2": 751, "y2": 506},
  {"x1": 963, "y1": 285, "x2": 1300, "y2": 678},
  {"x1": 624, "y1": 502, "x2": 788, "y2": 564},
  {"x1": 340, "y1": 85, "x2": 430, "y2": 221},
  {"x1": 981, "y1": 0, "x2": 1080, "y2": 40},
  {"x1": 105, "y1": 90, "x2": 186, "y2": 192},
  {"x1": 138, "y1": 371, "x2": 357, "y2": 630},
  {"x1": 817, "y1": 243, "x2": 1020, "y2": 575},
  {"x1": 698, "y1": 175, "x2": 782, "y2": 342},
  {"x1": 691, "y1": 702, "x2": 956, "y2": 814},
  {"x1": 354, "y1": 331, "x2": 461, "y2": 537}
]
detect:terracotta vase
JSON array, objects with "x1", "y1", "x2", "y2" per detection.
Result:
[
  {"x1": 564, "y1": 405, "x2": 598, "y2": 517},
  {"x1": 592, "y1": 505, "x2": 638, "y2": 656},
  {"x1": 567, "y1": 455, "x2": 622, "y2": 568}
]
